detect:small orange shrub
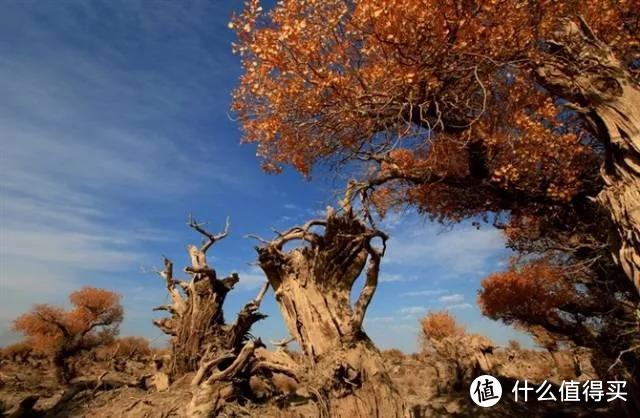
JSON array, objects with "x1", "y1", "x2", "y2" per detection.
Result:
[
  {"x1": 420, "y1": 310, "x2": 466, "y2": 344},
  {"x1": 12, "y1": 287, "x2": 123, "y2": 382}
]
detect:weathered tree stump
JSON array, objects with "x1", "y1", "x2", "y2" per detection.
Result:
[
  {"x1": 152, "y1": 215, "x2": 289, "y2": 417},
  {"x1": 255, "y1": 208, "x2": 408, "y2": 418}
]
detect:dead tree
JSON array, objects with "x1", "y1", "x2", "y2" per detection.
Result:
[
  {"x1": 151, "y1": 215, "x2": 305, "y2": 417},
  {"x1": 152, "y1": 215, "x2": 268, "y2": 376},
  {"x1": 254, "y1": 207, "x2": 408, "y2": 418}
]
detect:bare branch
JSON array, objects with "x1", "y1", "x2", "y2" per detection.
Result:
[
  {"x1": 352, "y1": 232, "x2": 387, "y2": 329},
  {"x1": 187, "y1": 214, "x2": 230, "y2": 254},
  {"x1": 205, "y1": 340, "x2": 258, "y2": 385},
  {"x1": 156, "y1": 257, "x2": 187, "y2": 316},
  {"x1": 270, "y1": 218, "x2": 327, "y2": 249},
  {"x1": 271, "y1": 336, "x2": 295, "y2": 349},
  {"x1": 253, "y1": 281, "x2": 270, "y2": 306},
  {"x1": 245, "y1": 234, "x2": 270, "y2": 244},
  {"x1": 608, "y1": 344, "x2": 640, "y2": 373},
  {"x1": 191, "y1": 352, "x2": 235, "y2": 386}
]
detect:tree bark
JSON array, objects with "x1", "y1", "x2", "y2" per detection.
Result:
[
  {"x1": 256, "y1": 209, "x2": 408, "y2": 418},
  {"x1": 152, "y1": 216, "x2": 267, "y2": 378},
  {"x1": 536, "y1": 18, "x2": 640, "y2": 295},
  {"x1": 150, "y1": 215, "x2": 337, "y2": 417}
]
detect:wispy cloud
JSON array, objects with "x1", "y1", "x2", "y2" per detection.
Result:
[
  {"x1": 0, "y1": 1, "x2": 258, "y2": 345},
  {"x1": 447, "y1": 303, "x2": 473, "y2": 310},
  {"x1": 365, "y1": 316, "x2": 396, "y2": 324},
  {"x1": 233, "y1": 266, "x2": 268, "y2": 290},
  {"x1": 380, "y1": 273, "x2": 417, "y2": 283},
  {"x1": 401, "y1": 289, "x2": 446, "y2": 296},
  {"x1": 384, "y1": 222, "x2": 508, "y2": 278},
  {"x1": 399, "y1": 306, "x2": 427, "y2": 316},
  {"x1": 438, "y1": 294, "x2": 465, "y2": 304}
]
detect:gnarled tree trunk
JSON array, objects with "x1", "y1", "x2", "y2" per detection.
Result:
[
  {"x1": 152, "y1": 216, "x2": 267, "y2": 378},
  {"x1": 152, "y1": 215, "x2": 279, "y2": 417},
  {"x1": 537, "y1": 19, "x2": 640, "y2": 416},
  {"x1": 255, "y1": 208, "x2": 408, "y2": 418},
  {"x1": 537, "y1": 18, "x2": 640, "y2": 295}
]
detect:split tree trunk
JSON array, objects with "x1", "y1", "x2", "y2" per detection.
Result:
[
  {"x1": 537, "y1": 18, "x2": 640, "y2": 295},
  {"x1": 152, "y1": 216, "x2": 266, "y2": 378},
  {"x1": 152, "y1": 215, "x2": 276, "y2": 417},
  {"x1": 256, "y1": 208, "x2": 408, "y2": 418}
]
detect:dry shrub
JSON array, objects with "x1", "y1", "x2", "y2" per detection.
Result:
[
  {"x1": 420, "y1": 310, "x2": 465, "y2": 349},
  {"x1": 382, "y1": 348, "x2": 405, "y2": 365},
  {"x1": 419, "y1": 311, "x2": 497, "y2": 391},
  {"x1": 11, "y1": 287, "x2": 123, "y2": 383},
  {"x1": 507, "y1": 339, "x2": 522, "y2": 351},
  {"x1": 95, "y1": 336, "x2": 152, "y2": 361},
  {"x1": 1, "y1": 341, "x2": 34, "y2": 362}
]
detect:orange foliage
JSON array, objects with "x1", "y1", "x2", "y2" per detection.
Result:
[
  {"x1": 12, "y1": 287, "x2": 123, "y2": 366},
  {"x1": 231, "y1": 0, "x2": 636, "y2": 208},
  {"x1": 13, "y1": 287, "x2": 122, "y2": 355},
  {"x1": 420, "y1": 310, "x2": 466, "y2": 342},
  {"x1": 230, "y1": 0, "x2": 639, "y2": 375},
  {"x1": 478, "y1": 260, "x2": 578, "y2": 326}
]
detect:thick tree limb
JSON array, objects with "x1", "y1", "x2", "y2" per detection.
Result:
[
  {"x1": 352, "y1": 233, "x2": 386, "y2": 329},
  {"x1": 250, "y1": 360, "x2": 299, "y2": 379},
  {"x1": 205, "y1": 340, "x2": 258, "y2": 385},
  {"x1": 191, "y1": 352, "x2": 236, "y2": 386},
  {"x1": 268, "y1": 219, "x2": 327, "y2": 249}
]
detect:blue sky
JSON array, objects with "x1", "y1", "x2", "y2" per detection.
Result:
[{"x1": 0, "y1": 0, "x2": 531, "y2": 352}]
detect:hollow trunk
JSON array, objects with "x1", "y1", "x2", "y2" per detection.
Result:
[
  {"x1": 537, "y1": 18, "x2": 640, "y2": 295},
  {"x1": 257, "y1": 209, "x2": 408, "y2": 418}
]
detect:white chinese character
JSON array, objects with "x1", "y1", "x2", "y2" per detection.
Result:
[
  {"x1": 512, "y1": 380, "x2": 534, "y2": 402},
  {"x1": 606, "y1": 381, "x2": 627, "y2": 402},
  {"x1": 582, "y1": 380, "x2": 604, "y2": 402},
  {"x1": 560, "y1": 380, "x2": 581, "y2": 402},
  {"x1": 469, "y1": 375, "x2": 502, "y2": 407},
  {"x1": 535, "y1": 380, "x2": 557, "y2": 401}
]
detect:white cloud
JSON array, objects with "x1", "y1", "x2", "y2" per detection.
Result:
[
  {"x1": 401, "y1": 289, "x2": 446, "y2": 296},
  {"x1": 0, "y1": 3, "x2": 257, "y2": 345},
  {"x1": 379, "y1": 211, "x2": 405, "y2": 230},
  {"x1": 446, "y1": 303, "x2": 473, "y2": 310},
  {"x1": 380, "y1": 273, "x2": 416, "y2": 283},
  {"x1": 438, "y1": 294, "x2": 465, "y2": 304},
  {"x1": 233, "y1": 266, "x2": 268, "y2": 290},
  {"x1": 365, "y1": 316, "x2": 396, "y2": 324},
  {"x1": 399, "y1": 306, "x2": 427, "y2": 316},
  {"x1": 380, "y1": 221, "x2": 509, "y2": 283}
]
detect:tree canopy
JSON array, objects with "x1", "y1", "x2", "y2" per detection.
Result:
[
  {"x1": 13, "y1": 287, "x2": 123, "y2": 382},
  {"x1": 231, "y1": 0, "x2": 640, "y2": 379}
]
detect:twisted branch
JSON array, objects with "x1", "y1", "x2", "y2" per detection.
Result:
[{"x1": 188, "y1": 214, "x2": 230, "y2": 254}]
